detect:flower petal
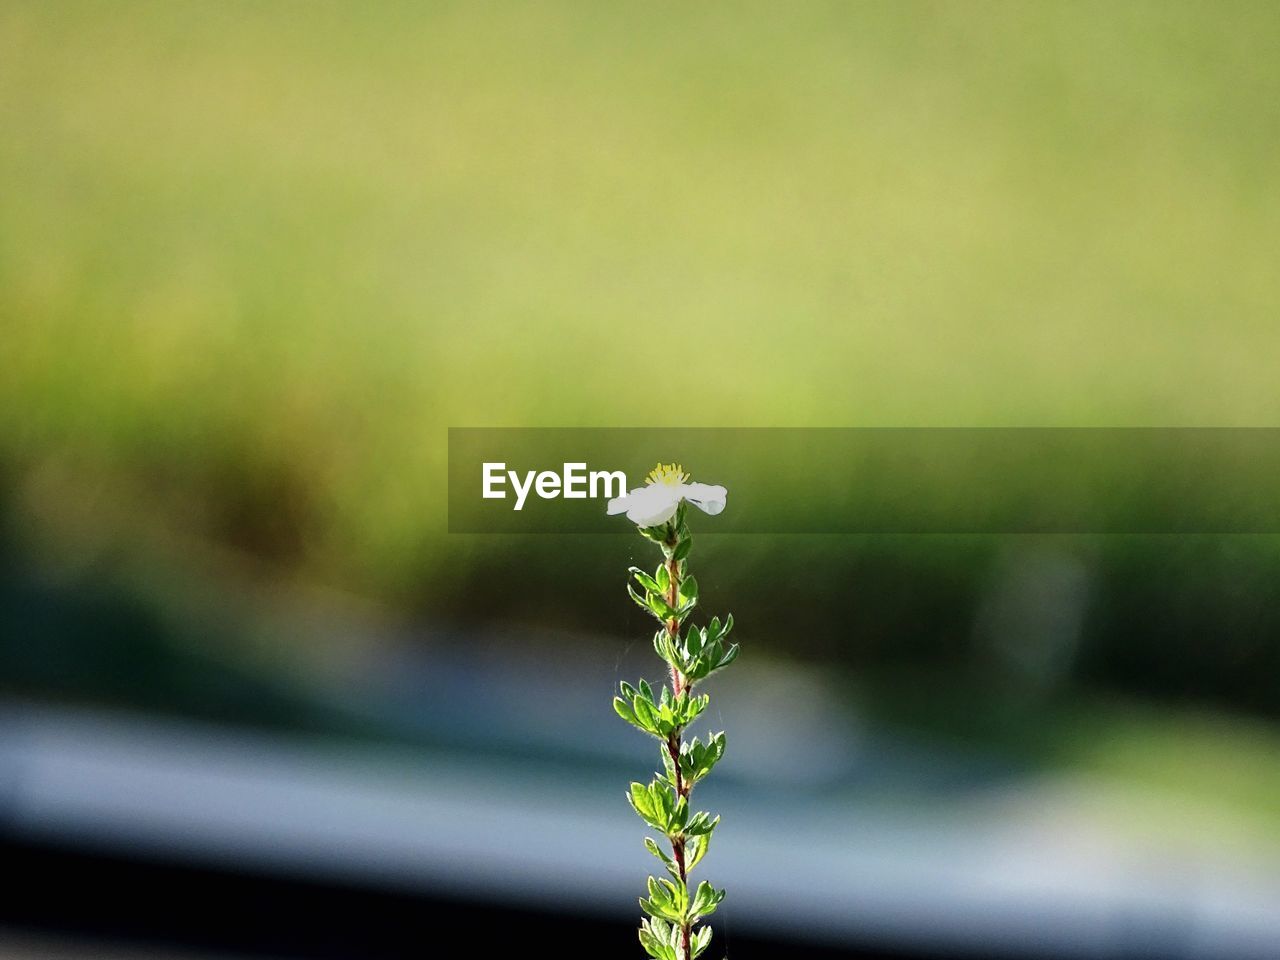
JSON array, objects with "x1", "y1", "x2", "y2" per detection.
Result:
[
  {"x1": 681, "y1": 482, "x2": 727, "y2": 516},
  {"x1": 606, "y1": 486, "x2": 649, "y2": 515},
  {"x1": 630, "y1": 499, "x2": 680, "y2": 527},
  {"x1": 621, "y1": 484, "x2": 681, "y2": 527}
]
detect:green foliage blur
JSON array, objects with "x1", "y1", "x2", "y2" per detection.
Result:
[
  {"x1": 3, "y1": 1, "x2": 1280, "y2": 839},
  {"x1": 5, "y1": 1, "x2": 1280, "y2": 582}
]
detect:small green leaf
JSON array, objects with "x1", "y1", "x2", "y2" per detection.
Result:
[
  {"x1": 690, "y1": 926, "x2": 712, "y2": 959},
  {"x1": 714, "y1": 643, "x2": 739, "y2": 672},
  {"x1": 613, "y1": 696, "x2": 642, "y2": 729},
  {"x1": 655, "y1": 564, "x2": 670, "y2": 593},
  {"x1": 690, "y1": 880, "x2": 725, "y2": 918},
  {"x1": 650, "y1": 876, "x2": 687, "y2": 913},
  {"x1": 686, "y1": 833, "x2": 710, "y2": 871},
  {"x1": 629, "y1": 566, "x2": 661, "y2": 594},
  {"x1": 683, "y1": 811, "x2": 720, "y2": 837},
  {"x1": 685, "y1": 625, "x2": 705, "y2": 657},
  {"x1": 639, "y1": 523, "x2": 669, "y2": 542},
  {"x1": 632, "y1": 695, "x2": 659, "y2": 734},
  {"x1": 628, "y1": 782, "x2": 654, "y2": 819},
  {"x1": 639, "y1": 919, "x2": 678, "y2": 960},
  {"x1": 627, "y1": 583, "x2": 653, "y2": 612},
  {"x1": 639, "y1": 875, "x2": 686, "y2": 923},
  {"x1": 647, "y1": 594, "x2": 677, "y2": 621},
  {"x1": 668, "y1": 795, "x2": 689, "y2": 833},
  {"x1": 674, "y1": 536, "x2": 692, "y2": 561},
  {"x1": 644, "y1": 837, "x2": 680, "y2": 879},
  {"x1": 659, "y1": 744, "x2": 678, "y2": 785},
  {"x1": 678, "y1": 693, "x2": 710, "y2": 726},
  {"x1": 652, "y1": 629, "x2": 672, "y2": 661}
]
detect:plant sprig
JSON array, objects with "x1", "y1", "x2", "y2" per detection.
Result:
[{"x1": 615, "y1": 499, "x2": 736, "y2": 960}]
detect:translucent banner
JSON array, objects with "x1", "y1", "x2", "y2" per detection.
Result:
[{"x1": 448, "y1": 428, "x2": 1280, "y2": 534}]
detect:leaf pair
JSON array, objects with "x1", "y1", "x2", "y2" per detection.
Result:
[
  {"x1": 628, "y1": 780, "x2": 684, "y2": 835},
  {"x1": 640, "y1": 875, "x2": 688, "y2": 923},
  {"x1": 639, "y1": 876, "x2": 726, "y2": 926},
  {"x1": 615, "y1": 679, "x2": 709, "y2": 739},
  {"x1": 665, "y1": 614, "x2": 738, "y2": 682},
  {"x1": 660, "y1": 732, "x2": 726, "y2": 788},
  {"x1": 628, "y1": 780, "x2": 719, "y2": 840},
  {"x1": 638, "y1": 918, "x2": 712, "y2": 960},
  {"x1": 628, "y1": 565, "x2": 698, "y2": 625}
]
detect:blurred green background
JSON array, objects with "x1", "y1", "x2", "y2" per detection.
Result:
[{"x1": 3, "y1": 0, "x2": 1280, "y2": 888}]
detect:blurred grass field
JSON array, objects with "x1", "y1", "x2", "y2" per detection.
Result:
[
  {"x1": 4, "y1": 4, "x2": 1280, "y2": 909},
  {"x1": 4, "y1": 0, "x2": 1280, "y2": 847},
  {"x1": 4, "y1": 0, "x2": 1280, "y2": 595}
]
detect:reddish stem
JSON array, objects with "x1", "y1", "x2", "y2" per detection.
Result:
[{"x1": 663, "y1": 540, "x2": 693, "y2": 959}]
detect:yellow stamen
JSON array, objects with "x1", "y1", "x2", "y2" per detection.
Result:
[{"x1": 645, "y1": 462, "x2": 689, "y2": 486}]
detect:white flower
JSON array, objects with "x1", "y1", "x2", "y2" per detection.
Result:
[{"x1": 607, "y1": 462, "x2": 728, "y2": 527}]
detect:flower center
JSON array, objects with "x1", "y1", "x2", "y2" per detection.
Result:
[{"x1": 645, "y1": 462, "x2": 689, "y2": 487}]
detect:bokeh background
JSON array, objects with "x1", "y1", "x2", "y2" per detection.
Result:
[{"x1": 3, "y1": 2, "x2": 1280, "y2": 958}]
